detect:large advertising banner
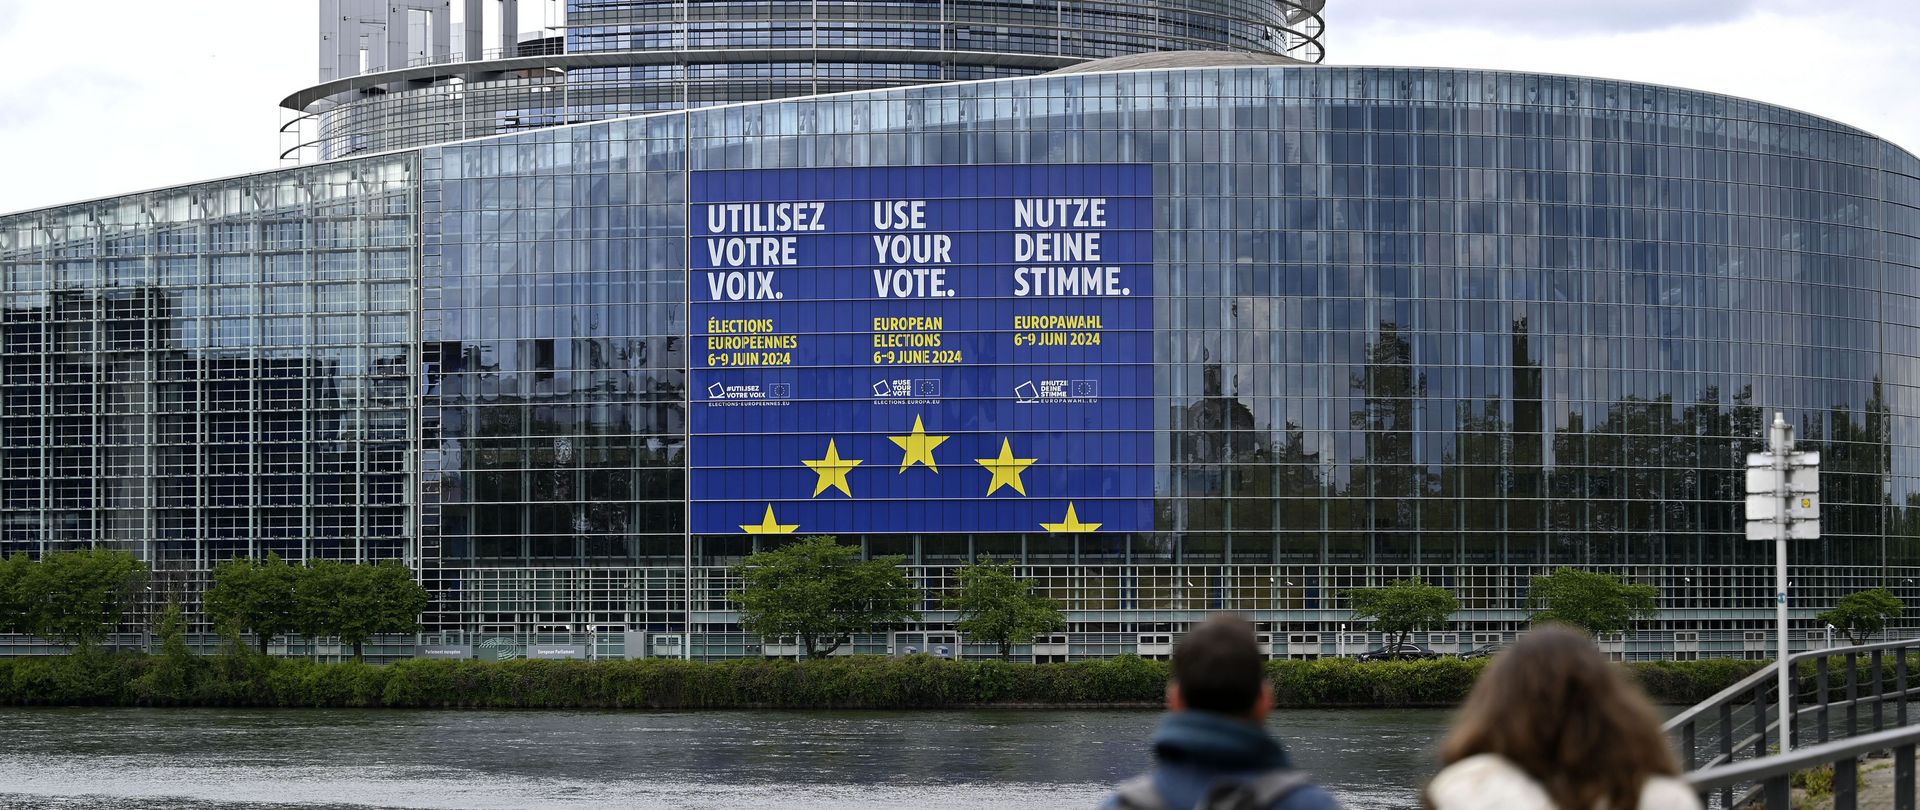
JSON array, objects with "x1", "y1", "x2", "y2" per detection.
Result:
[{"x1": 689, "y1": 164, "x2": 1153, "y2": 535}]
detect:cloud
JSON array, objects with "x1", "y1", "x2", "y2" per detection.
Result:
[
  {"x1": 1338, "y1": 0, "x2": 1764, "y2": 34},
  {"x1": 0, "y1": 77, "x2": 130, "y2": 132},
  {"x1": 1330, "y1": 1, "x2": 1920, "y2": 157},
  {"x1": 0, "y1": 1, "x2": 311, "y2": 214},
  {"x1": 0, "y1": 93, "x2": 49, "y2": 130}
]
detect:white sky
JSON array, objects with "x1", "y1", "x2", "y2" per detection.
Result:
[{"x1": 0, "y1": 0, "x2": 1915, "y2": 215}]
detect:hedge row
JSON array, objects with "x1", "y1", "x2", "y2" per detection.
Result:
[{"x1": 0, "y1": 653, "x2": 1765, "y2": 710}]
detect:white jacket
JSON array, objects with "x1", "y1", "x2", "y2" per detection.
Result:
[{"x1": 1427, "y1": 754, "x2": 1702, "y2": 810}]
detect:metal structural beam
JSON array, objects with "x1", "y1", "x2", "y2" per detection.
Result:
[
  {"x1": 463, "y1": 0, "x2": 486, "y2": 63},
  {"x1": 320, "y1": 0, "x2": 486, "y2": 84},
  {"x1": 498, "y1": 0, "x2": 519, "y2": 57},
  {"x1": 281, "y1": 48, "x2": 1085, "y2": 112}
]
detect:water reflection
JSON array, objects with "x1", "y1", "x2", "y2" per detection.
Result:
[{"x1": 0, "y1": 707, "x2": 1449, "y2": 809}]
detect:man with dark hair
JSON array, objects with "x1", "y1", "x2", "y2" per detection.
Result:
[{"x1": 1103, "y1": 615, "x2": 1341, "y2": 810}]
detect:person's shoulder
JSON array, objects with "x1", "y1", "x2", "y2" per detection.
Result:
[
  {"x1": 1099, "y1": 768, "x2": 1340, "y2": 810},
  {"x1": 1637, "y1": 775, "x2": 1704, "y2": 810},
  {"x1": 1427, "y1": 754, "x2": 1556, "y2": 810},
  {"x1": 1272, "y1": 781, "x2": 1342, "y2": 810},
  {"x1": 1098, "y1": 772, "x2": 1158, "y2": 810}
]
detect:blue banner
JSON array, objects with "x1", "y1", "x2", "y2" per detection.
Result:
[{"x1": 690, "y1": 164, "x2": 1153, "y2": 535}]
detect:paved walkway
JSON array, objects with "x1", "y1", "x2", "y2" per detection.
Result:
[{"x1": 1807, "y1": 758, "x2": 1897, "y2": 810}]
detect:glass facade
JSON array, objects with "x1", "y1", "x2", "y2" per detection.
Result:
[
  {"x1": 10, "y1": 63, "x2": 1920, "y2": 658},
  {"x1": 565, "y1": 0, "x2": 1324, "y2": 58},
  {"x1": 415, "y1": 65, "x2": 1920, "y2": 658},
  {"x1": 297, "y1": 0, "x2": 1325, "y2": 160},
  {"x1": 0, "y1": 156, "x2": 418, "y2": 617}
]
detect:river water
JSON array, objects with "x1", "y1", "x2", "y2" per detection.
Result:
[{"x1": 0, "y1": 707, "x2": 1452, "y2": 809}]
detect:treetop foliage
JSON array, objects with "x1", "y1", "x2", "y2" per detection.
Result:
[
  {"x1": 205, "y1": 554, "x2": 301, "y2": 655},
  {"x1": 0, "y1": 549, "x2": 148, "y2": 649},
  {"x1": 1818, "y1": 588, "x2": 1905, "y2": 646},
  {"x1": 1527, "y1": 567, "x2": 1659, "y2": 635},
  {"x1": 729, "y1": 536, "x2": 921, "y2": 658},
  {"x1": 292, "y1": 559, "x2": 430, "y2": 661},
  {"x1": 1344, "y1": 578, "x2": 1458, "y2": 651},
  {"x1": 948, "y1": 557, "x2": 1066, "y2": 659}
]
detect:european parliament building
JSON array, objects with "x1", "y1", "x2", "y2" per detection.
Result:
[{"x1": 4, "y1": 0, "x2": 1918, "y2": 660}]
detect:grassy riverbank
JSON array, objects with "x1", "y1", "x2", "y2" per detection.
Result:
[{"x1": 0, "y1": 652, "x2": 1763, "y2": 710}]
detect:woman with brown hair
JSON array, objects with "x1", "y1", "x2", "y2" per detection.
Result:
[{"x1": 1426, "y1": 624, "x2": 1702, "y2": 810}]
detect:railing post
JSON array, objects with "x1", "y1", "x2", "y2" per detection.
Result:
[
  {"x1": 1848, "y1": 651, "x2": 1861, "y2": 738},
  {"x1": 1821, "y1": 655, "x2": 1833, "y2": 743},
  {"x1": 1765, "y1": 774, "x2": 1791, "y2": 810},
  {"x1": 1788, "y1": 658, "x2": 1799, "y2": 749},
  {"x1": 1837, "y1": 754, "x2": 1859, "y2": 810},
  {"x1": 1875, "y1": 649, "x2": 1886, "y2": 731},
  {"x1": 1756, "y1": 676, "x2": 1772, "y2": 758},
  {"x1": 1682, "y1": 720, "x2": 1697, "y2": 771},
  {"x1": 1898, "y1": 742, "x2": 1916, "y2": 810},
  {"x1": 1901, "y1": 649, "x2": 1911, "y2": 728},
  {"x1": 1720, "y1": 701, "x2": 1735, "y2": 810}
]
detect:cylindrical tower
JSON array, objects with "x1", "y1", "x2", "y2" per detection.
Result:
[{"x1": 282, "y1": 0, "x2": 1327, "y2": 160}]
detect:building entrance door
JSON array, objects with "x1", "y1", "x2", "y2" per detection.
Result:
[{"x1": 589, "y1": 625, "x2": 627, "y2": 660}]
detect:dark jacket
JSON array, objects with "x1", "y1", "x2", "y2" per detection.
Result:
[{"x1": 1101, "y1": 711, "x2": 1342, "y2": 810}]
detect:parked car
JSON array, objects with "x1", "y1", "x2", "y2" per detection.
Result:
[
  {"x1": 1457, "y1": 643, "x2": 1505, "y2": 660},
  {"x1": 1357, "y1": 643, "x2": 1440, "y2": 661}
]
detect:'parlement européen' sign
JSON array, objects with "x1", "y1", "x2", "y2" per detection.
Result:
[{"x1": 689, "y1": 164, "x2": 1153, "y2": 535}]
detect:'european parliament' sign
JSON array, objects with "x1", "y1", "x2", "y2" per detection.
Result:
[{"x1": 689, "y1": 165, "x2": 1153, "y2": 535}]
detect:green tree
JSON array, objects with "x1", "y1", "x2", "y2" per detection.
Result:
[
  {"x1": 730, "y1": 536, "x2": 921, "y2": 658},
  {"x1": 295, "y1": 561, "x2": 431, "y2": 661},
  {"x1": 1818, "y1": 588, "x2": 1905, "y2": 645},
  {"x1": 293, "y1": 559, "x2": 344, "y2": 655},
  {"x1": 1527, "y1": 567, "x2": 1659, "y2": 635},
  {"x1": 947, "y1": 557, "x2": 1066, "y2": 660},
  {"x1": 204, "y1": 554, "x2": 300, "y2": 655},
  {"x1": 14, "y1": 549, "x2": 149, "y2": 650},
  {"x1": 1345, "y1": 578, "x2": 1458, "y2": 654}
]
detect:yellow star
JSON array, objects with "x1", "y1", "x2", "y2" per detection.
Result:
[
  {"x1": 1040, "y1": 502, "x2": 1101, "y2": 533},
  {"x1": 741, "y1": 505, "x2": 798, "y2": 534},
  {"x1": 888, "y1": 415, "x2": 949, "y2": 472},
  {"x1": 975, "y1": 437, "x2": 1037, "y2": 496},
  {"x1": 802, "y1": 439, "x2": 862, "y2": 497}
]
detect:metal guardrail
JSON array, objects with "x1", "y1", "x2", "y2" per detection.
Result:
[
  {"x1": 1668, "y1": 637, "x2": 1920, "y2": 808},
  {"x1": 1683, "y1": 724, "x2": 1920, "y2": 810}
]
